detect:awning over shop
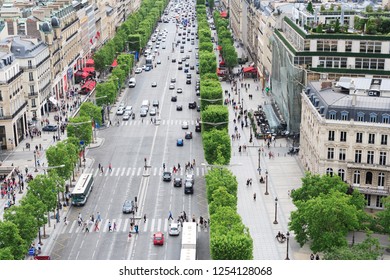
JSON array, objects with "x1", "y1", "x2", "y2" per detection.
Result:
[
  {"x1": 220, "y1": 11, "x2": 228, "y2": 18},
  {"x1": 75, "y1": 71, "x2": 89, "y2": 79},
  {"x1": 83, "y1": 67, "x2": 95, "y2": 73},
  {"x1": 243, "y1": 66, "x2": 257, "y2": 73},
  {"x1": 111, "y1": 59, "x2": 118, "y2": 67},
  {"x1": 49, "y1": 96, "x2": 58, "y2": 106},
  {"x1": 219, "y1": 60, "x2": 225, "y2": 66},
  {"x1": 82, "y1": 80, "x2": 96, "y2": 91},
  {"x1": 86, "y1": 58, "x2": 94, "y2": 67},
  {"x1": 217, "y1": 45, "x2": 222, "y2": 51}
]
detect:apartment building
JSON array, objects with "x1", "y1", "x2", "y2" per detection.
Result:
[
  {"x1": 300, "y1": 78, "x2": 390, "y2": 210},
  {"x1": 271, "y1": 6, "x2": 390, "y2": 133},
  {"x1": 0, "y1": 36, "x2": 51, "y2": 121},
  {"x1": 0, "y1": 51, "x2": 27, "y2": 150}
]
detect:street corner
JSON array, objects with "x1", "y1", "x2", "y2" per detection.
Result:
[{"x1": 88, "y1": 138, "x2": 104, "y2": 149}]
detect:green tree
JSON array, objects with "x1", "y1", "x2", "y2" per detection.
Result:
[
  {"x1": 79, "y1": 102, "x2": 102, "y2": 126},
  {"x1": 201, "y1": 105, "x2": 228, "y2": 131},
  {"x1": 377, "y1": 196, "x2": 390, "y2": 234},
  {"x1": 0, "y1": 221, "x2": 26, "y2": 260},
  {"x1": 210, "y1": 207, "x2": 253, "y2": 259},
  {"x1": 66, "y1": 116, "x2": 92, "y2": 146},
  {"x1": 307, "y1": 2, "x2": 314, "y2": 14},
  {"x1": 95, "y1": 81, "x2": 117, "y2": 106},
  {"x1": 222, "y1": 45, "x2": 238, "y2": 70},
  {"x1": 205, "y1": 167, "x2": 237, "y2": 202},
  {"x1": 334, "y1": 18, "x2": 341, "y2": 33},
  {"x1": 365, "y1": 5, "x2": 373, "y2": 13},
  {"x1": 199, "y1": 42, "x2": 214, "y2": 52},
  {"x1": 320, "y1": 4, "x2": 325, "y2": 11},
  {"x1": 323, "y1": 233, "x2": 381, "y2": 260},
  {"x1": 365, "y1": 17, "x2": 377, "y2": 34},
  {"x1": 199, "y1": 51, "x2": 217, "y2": 75},
  {"x1": 46, "y1": 142, "x2": 75, "y2": 184},
  {"x1": 111, "y1": 68, "x2": 126, "y2": 89},
  {"x1": 202, "y1": 129, "x2": 231, "y2": 165},
  {"x1": 209, "y1": 187, "x2": 237, "y2": 215},
  {"x1": 289, "y1": 190, "x2": 362, "y2": 253},
  {"x1": 0, "y1": 247, "x2": 14, "y2": 260}
]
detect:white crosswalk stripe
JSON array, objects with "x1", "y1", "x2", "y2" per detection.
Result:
[{"x1": 61, "y1": 218, "x2": 208, "y2": 234}]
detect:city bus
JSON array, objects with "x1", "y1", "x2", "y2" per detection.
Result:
[
  {"x1": 71, "y1": 173, "x2": 94, "y2": 206},
  {"x1": 145, "y1": 56, "x2": 153, "y2": 68},
  {"x1": 180, "y1": 222, "x2": 197, "y2": 260}
]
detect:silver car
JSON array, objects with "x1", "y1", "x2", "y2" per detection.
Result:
[{"x1": 168, "y1": 222, "x2": 180, "y2": 236}]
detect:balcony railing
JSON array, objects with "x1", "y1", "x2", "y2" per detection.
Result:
[
  {"x1": 346, "y1": 162, "x2": 390, "y2": 172},
  {"x1": 354, "y1": 185, "x2": 389, "y2": 195},
  {"x1": 28, "y1": 92, "x2": 38, "y2": 97}
]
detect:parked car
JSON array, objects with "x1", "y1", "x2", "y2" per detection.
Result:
[
  {"x1": 42, "y1": 124, "x2": 58, "y2": 132},
  {"x1": 135, "y1": 68, "x2": 142, "y2": 74}
]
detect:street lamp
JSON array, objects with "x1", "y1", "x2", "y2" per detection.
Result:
[
  {"x1": 265, "y1": 170, "x2": 269, "y2": 195},
  {"x1": 285, "y1": 231, "x2": 290, "y2": 260},
  {"x1": 33, "y1": 150, "x2": 38, "y2": 172},
  {"x1": 258, "y1": 148, "x2": 261, "y2": 174},
  {"x1": 273, "y1": 197, "x2": 278, "y2": 224}
]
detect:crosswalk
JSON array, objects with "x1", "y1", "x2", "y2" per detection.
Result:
[
  {"x1": 113, "y1": 119, "x2": 198, "y2": 126},
  {"x1": 92, "y1": 167, "x2": 206, "y2": 177},
  {"x1": 61, "y1": 218, "x2": 208, "y2": 234}
]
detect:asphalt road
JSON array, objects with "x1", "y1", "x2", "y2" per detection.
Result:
[{"x1": 49, "y1": 2, "x2": 210, "y2": 260}]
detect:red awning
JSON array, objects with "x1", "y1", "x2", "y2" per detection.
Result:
[
  {"x1": 217, "y1": 45, "x2": 222, "y2": 51},
  {"x1": 111, "y1": 59, "x2": 118, "y2": 67},
  {"x1": 75, "y1": 71, "x2": 89, "y2": 79},
  {"x1": 83, "y1": 67, "x2": 95, "y2": 73},
  {"x1": 86, "y1": 58, "x2": 94, "y2": 67},
  {"x1": 219, "y1": 60, "x2": 225, "y2": 66},
  {"x1": 220, "y1": 11, "x2": 228, "y2": 18},
  {"x1": 243, "y1": 66, "x2": 257, "y2": 73},
  {"x1": 82, "y1": 80, "x2": 96, "y2": 91}
]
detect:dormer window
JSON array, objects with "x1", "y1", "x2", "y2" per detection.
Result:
[
  {"x1": 382, "y1": 114, "x2": 390, "y2": 124},
  {"x1": 341, "y1": 111, "x2": 349, "y2": 121},
  {"x1": 369, "y1": 113, "x2": 377, "y2": 123},
  {"x1": 357, "y1": 112, "x2": 365, "y2": 122},
  {"x1": 329, "y1": 110, "x2": 336, "y2": 120}
]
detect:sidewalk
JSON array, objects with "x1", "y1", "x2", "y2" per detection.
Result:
[{"x1": 215, "y1": 31, "x2": 390, "y2": 260}]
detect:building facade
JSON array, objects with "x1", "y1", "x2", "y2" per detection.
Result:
[
  {"x1": 300, "y1": 78, "x2": 390, "y2": 210},
  {"x1": 0, "y1": 51, "x2": 27, "y2": 150}
]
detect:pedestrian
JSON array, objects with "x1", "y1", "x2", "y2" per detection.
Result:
[
  {"x1": 113, "y1": 222, "x2": 117, "y2": 231},
  {"x1": 253, "y1": 193, "x2": 256, "y2": 200},
  {"x1": 53, "y1": 135, "x2": 55, "y2": 142},
  {"x1": 310, "y1": 253, "x2": 315, "y2": 260},
  {"x1": 127, "y1": 231, "x2": 132, "y2": 242},
  {"x1": 109, "y1": 163, "x2": 112, "y2": 172},
  {"x1": 168, "y1": 211, "x2": 173, "y2": 220},
  {"x1": 162, "y1": 163, "x2": 165, "y2": 170},
  {"x1": 101, "y1": 166, "x2": 104, "y2": 174},
  {"x1": 97, "y1": 211, "x2": 101, "y2": 222},
  {"x1": 64, "y1": 216, "x2": 68, "y2": 225},
  {"x1": 178, "y1": 163, "x2": 181, "y2": 170},
  {"x1": 144, "y1": 214, "x2": 147, "y2": 223},
  {"x1": 108, "y1": 221, "x2": 112, "y2": 232},
  {"x1": 94, "y1": 220, "x2": 100, "y2": 231},
  {"x1": 315, "y1": 254, "x2": 320, "y2": 260},
  {"x1": 98, "y1": 163, "x2": 101, "y2": 170}
]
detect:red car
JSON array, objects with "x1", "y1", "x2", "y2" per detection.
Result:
[{"x1": 153, "y1": 232, "x2": 164, "y2": 245}]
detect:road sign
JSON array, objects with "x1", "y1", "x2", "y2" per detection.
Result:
[{"x1": 79, "y1": 140, "x2": 85, "y2": 146}]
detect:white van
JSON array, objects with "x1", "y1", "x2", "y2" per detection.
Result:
[
  {"x1": 129, "y1": 77, "x2": 136, "y2": 88},
  {"x1": 141, "y1": 100, "x2": 150, "y2": 111}
]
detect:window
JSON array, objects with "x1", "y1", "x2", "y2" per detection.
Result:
[
  {"x1": 356, "y1": 132, "x2": 363, "y2": 143},
  {"x1": 0, "y1": 90, "x2": 2, "y2": 101},
  {"x1": 378, "y1": 172, "x2": 385, "y2": 187},
  {"x1": 28, "y1": 60, "x2": 32, "y2": 68},
  {"x1": 379, "y1": 152, "x2": 387, "y2": 165},
  {"x1": 29, "y1": 85, "x2": 34, "y2": 94},
  {"x1": 381, "y1": 135, "x2": 388, "y2": 145},
  {"x1": 365, "y1": 194, "x2": 371, "y2": 206},
  {"x1": 368, "y1": 133, "x2": 375, "y2": 144},
  {"x1": 339, "y1": 149, "x2": 346, "y2": 161},
  {"x1": 382, "y1": 114, "x2": 390, "y2": 124},
  {"x1": 367, "y1": 151, "x2": 374, "y2": 164},
  {"x1": 329, "y1": 111, "x2": 336, "y2": 120},
  {"x1": 355, "y1": 150, "x2": 362, "y2": 163},
  {"x1": 365, "y1": 171, "x2": 373, "y2": 185},
  {"x1": 29, "y1": 72, "x2": 33, "y2": 81},
  {"x1": 357, "y1": 112, "x2": 364, "y2": 122},
  {"x1": 376, "y1": 196, "x2": 384, "y2": 208},
  {"x1": 0, "y1": 106, "x2": 3, "y2": 117},
  {"x1": 340, "y1": 131, "x2": 347, "y2": 142},
  {"x1": 338, "y1": 169, "x2": 345, "y2": 181},
  {"x1": 326, "y1": 168, "x2": 333, "y2": 176},
  {"x1": 327, "y1": 148, "x2": 334, "y2": 159},
  {"x1": 341, "y1": 111, "x2": 348, "y2": 121},
  {"x1": 328, "y1": 131, "x2": 335, "y2": 141},
  {"x1": 31, "y1": 99, "x2": 36, "y2": 108},
  {"x1": 360, "y1": 41, "x2": 381, "y2": 53},
  {"x1": 369, "y1": 113, "x2": 377, "y2": 123},
  {"x1": 345, "y1": 41, "x2": 352, "y2": 52},
  {"x1": 353, "y1": 170, "x2": 360, "y2": 185}
]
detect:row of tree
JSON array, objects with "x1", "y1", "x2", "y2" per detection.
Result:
[
  {"x1": 289, "y1": 173, "x2": 387, "y2": 259},
  {"x1": 0, "y1": 81, "x2": 105, "y2": 260},
  {"x1": 196, "y1": 4, "x2": 253, "y2": 260},
  {"x1": 212, "y1": 11, "x2": 238, "y2": 72},
  {"x1": 93, "y1": 0, "x2": 170, "y2": 107}
]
